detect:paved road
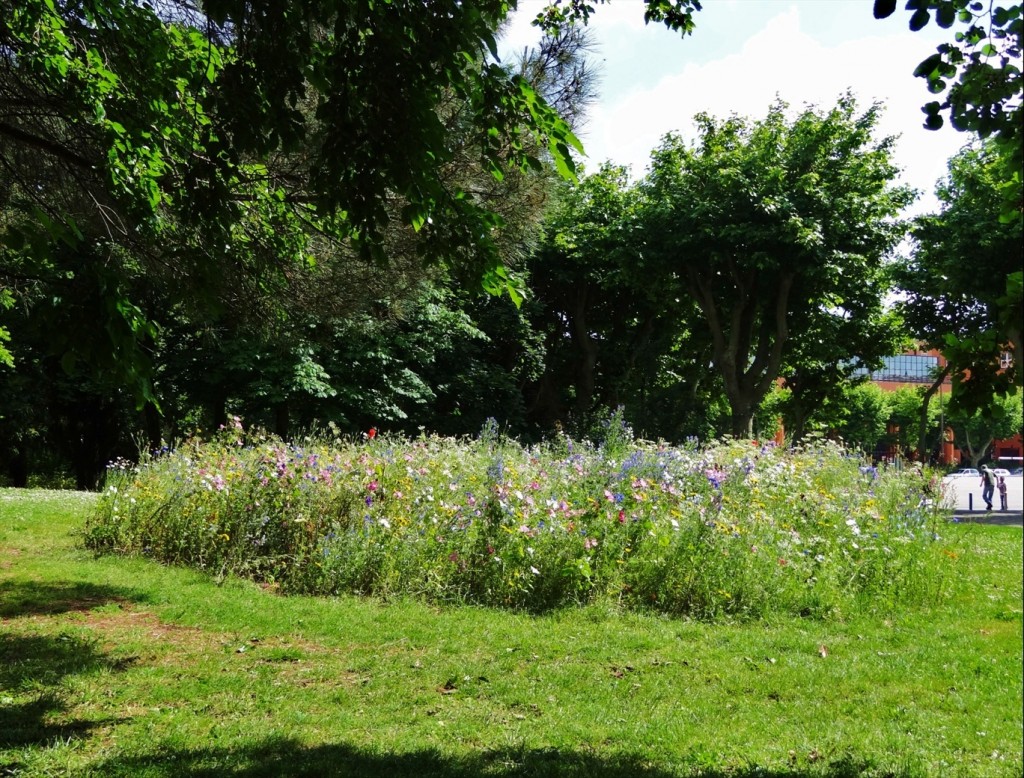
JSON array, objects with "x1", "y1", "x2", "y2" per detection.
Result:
[{"x1": 943, "y1": 474, "x2": 1023, "y2": 526}]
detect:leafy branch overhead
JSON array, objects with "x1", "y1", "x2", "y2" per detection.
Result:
[
  {"x1": 0, "y1": 0, "x2": 707, "y2": 402},
  {"x1": 873, "y1": 1, "x2": 1022, "y2": 209}
]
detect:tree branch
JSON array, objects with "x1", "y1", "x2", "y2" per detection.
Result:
[{"x1": 0, "y1": 121, "x2": 95, "y2": 171}]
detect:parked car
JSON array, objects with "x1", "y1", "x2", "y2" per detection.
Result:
[
  {"x1": 946, "y1": 468, "x2": 980, "y2": 478},
  {"x1": 992, "y1": 468, "x2": 1011, "y2": 478},
  {"x1": 1011, "y1": 467, "x2": 1024, "y2": 476}
]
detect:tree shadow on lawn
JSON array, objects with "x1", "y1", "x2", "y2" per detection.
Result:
[
  {"x1": 0, "y1": 633, "x2": 134, "y2": 751},
  {"x1": 0, "y1": 582, "x2": 142, "y2": 771},
  {"x1": 0, "y1": 578, "x2": 149, "y2": 618},
  {"x1": 90, "y1": 738, "x2": 912, "y2": 778}
]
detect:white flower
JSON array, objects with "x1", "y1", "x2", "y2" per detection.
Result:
[{"x1": 530, "y1": 566, "x2": 540, "y2": 575}]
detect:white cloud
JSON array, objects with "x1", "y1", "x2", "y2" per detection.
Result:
[
  {"x1": 502, "y1": 1, "x2": 970, "y2": 216},
  {"x1": 578, "y1": 5, "x2": 966, "y2": 213}
]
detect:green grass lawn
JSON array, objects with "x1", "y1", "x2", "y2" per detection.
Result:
[{"x1": 1, "y1": 488, "x2": 1021, "y2": 777}]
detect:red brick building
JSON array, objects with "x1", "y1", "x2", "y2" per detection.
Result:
[{"x1": 866, "y1": 348, "x2": 1022, "y2": 465}]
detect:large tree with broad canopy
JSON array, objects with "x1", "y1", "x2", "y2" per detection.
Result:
[{"x1": 640, "y1": 97, "x2": 914, "y2": 437}]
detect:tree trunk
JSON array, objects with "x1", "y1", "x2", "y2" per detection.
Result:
[
  {"x1": 963, "y1": 428, "x2": 995, "y2": 468},
  {"x1": 689, "y1": 268, "x2": 794, "y2": 440},
  {"x1": 211, "y1": 396, "x2": 227, "y2": 432},
  {"x1": 6, "y1": 447, "x2": 28, "y2": 488},
  {"x1": 275, "y1": 401, "x2": 290, "y2": 440},
  {"x1": 915, "y1": 365, "x2": 953, "y2": 460},
  {"x1": 730, "y1": 409, "x2": 755, "y2": 438},
  {"x1": 143, "y1": 401, "x2": 162, "y2": 452},
  {"x1": 568, "y1": 286, "x2": 598, "y2": 414}
]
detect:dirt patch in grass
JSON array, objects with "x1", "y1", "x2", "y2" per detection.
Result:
[
  {"x1": 67, "y1": 604, "x2": 340, "y2": 668},
  {"x1": 79, "y1": 606, "x2": 209, "y2": 641},
  {"x1": 0, "y1": 549, "x2": 20, "y2": 570}
]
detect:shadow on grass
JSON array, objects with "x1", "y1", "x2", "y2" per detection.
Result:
[
  {"x1": 88, "y1": 738, "x2": 912, "y2": 778},
  {"x1": 0, "y1": 633, "x2": 133, "y2": 752},
  {"x1": 0, "y1": 582, "x2": 141, "y2": 769},
  {"x1": 0, "y1": 579, "x2": 148, "y2": 618}
]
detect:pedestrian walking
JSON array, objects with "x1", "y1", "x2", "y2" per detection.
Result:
[
  {"x1": 998, "y1": 475, "x2": 1008, "y2": 511},
  {"x1": 980, "y1": 465, "x2": 997, "y2": 510}
]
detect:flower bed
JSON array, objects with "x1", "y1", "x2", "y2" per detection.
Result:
[{"x1": 85, "y1": 424, "x2": 948, "y2": 619}]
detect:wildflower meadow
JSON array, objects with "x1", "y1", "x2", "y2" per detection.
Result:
[{"x1": 85, "y1": 419, "x2": 950, "y2": 620}]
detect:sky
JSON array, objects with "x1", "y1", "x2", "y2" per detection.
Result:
[{"x1": 498, "y1": 0, "x2": 973, "y2": 216}]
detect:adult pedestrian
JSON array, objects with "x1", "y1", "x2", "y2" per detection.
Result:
[{"x1": 979, "y1": 464, "x2": 997, "y2": 511}]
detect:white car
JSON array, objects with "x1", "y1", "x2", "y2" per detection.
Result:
[
  {"x1": 947, "y1": 468, "x2": 979, "y2": 478},
  {"x1": 992, "y1": 468, "x2": 1011, "y2": 478}
]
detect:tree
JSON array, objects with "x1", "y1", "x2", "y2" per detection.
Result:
[
  {"x1": 873, "y1": 1, "x2": 1022, "y2": 431},
  {"x1": 897, "y1": 141, "x2": 1023, "y2": 415},
  {"x1": 777, "y1": 302, "x2": 907, "y2": 443},
  {"x1": 523, "y1": 163, "x2": 727, "y2": 440},
  {"x1": 756, "y1": 380, "x2": 895, "y2": 455},
  {"x1": 641, "y1": 96, "x2": 914, "y2": 437},
  {"x1": 883, "y1": 386, "x2": 942, "y2": 460},
  {"x1": 1, "y1": 0, "x2": 599, "y2": 403},
  {"x1": 527, "y1": 164, "x2": 654, "y2": 421},
  {"x1": 1, "y1": 0, "x2": 709, "y2": 396},
  {"x1": 837, "y1": 382, "x2": 894, "y2": 456},
  {"x1": 873, "y1": 0, "x2": 1022, "y2": 217},
  {"x1": 947, "y1": 389, "x2": 1024, "y2": 466}
]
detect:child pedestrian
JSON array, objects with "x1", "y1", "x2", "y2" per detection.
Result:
[{"x1": 998, "y1": 475, "x2": 1008, "y2": 511}]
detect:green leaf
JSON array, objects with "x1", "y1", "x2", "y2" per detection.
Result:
[
  {"x1": 486, "y1": 157, "x2": 505, "y2": 182},
  {"x1": 873, "y1": 0, "x2": 897, "y2": 19},
  {"x1": 914, "y1": 53, "x2": 943, "y2": 78},
  {"x1": 402, "y1": 203, "x2": 429, "y2": 232},
  {"x1": 992, "y1": 6, "x2": 1015, "y2": 25},
  {"x1": 936, "y1": 3, "x2": 956, "y2": 28},
  {"x1": 481, "y1": 29, "x2": 499, "y2": 61},
  {"x1": 551, "y1": 142, "x2": 577, "y2": 182},
  {"x1": 0, "y1": 320, "x2": 13, "y2": 367},
  {"x1": 910, "y1": 8, "x2": 931, "y2": 30},
  {"x1": 60, "y1": 351, "x2": 77, "y2": 375}
]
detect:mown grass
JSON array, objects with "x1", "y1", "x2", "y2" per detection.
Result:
[{"x1": 1, "y1": 488, "x2": 1021, "y2": 777}]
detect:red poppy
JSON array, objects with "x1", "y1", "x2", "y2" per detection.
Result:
[{"x1": 367, "y1": 427, "x2": 377, "y2": 440}]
